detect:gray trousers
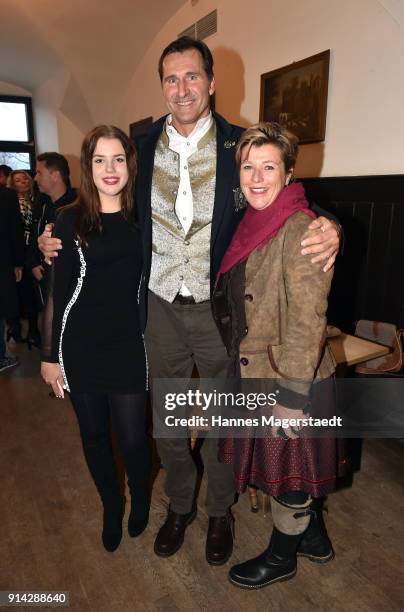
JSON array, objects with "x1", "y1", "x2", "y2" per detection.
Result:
[{"x1": 145, "y1": 290, "x2": 235, "y2": 516}]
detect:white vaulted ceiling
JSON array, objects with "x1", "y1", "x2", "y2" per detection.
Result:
[{"x1": 0, "y1": 0, "x2": 187, "y2": 126}]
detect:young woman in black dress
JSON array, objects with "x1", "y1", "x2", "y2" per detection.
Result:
[{"x1": 41, "y1": 125, "x2": 150, "y2": 552}]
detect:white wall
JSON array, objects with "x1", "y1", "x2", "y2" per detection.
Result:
[
  {"x1": 120, "y1": 0, "x2": 404, "y2": 177},
  {"x1": 56, "y1": 113, "x2": 83, "y2": 185}
]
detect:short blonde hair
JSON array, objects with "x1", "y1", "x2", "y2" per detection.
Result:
[{"x1": 236, "y1": 122, "x2": 299, "y2": 172}]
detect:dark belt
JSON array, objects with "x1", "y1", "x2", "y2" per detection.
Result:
[{"x1": 173, "y1": 293, "x2": 209, "y2": 305}]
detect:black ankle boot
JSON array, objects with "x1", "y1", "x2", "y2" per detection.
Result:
[
  {"x1": 6, "y1": 323, "x2": 24, "y2": 344},
  {"x1": 128, "y1": 487, "x2": 150, "y2": 538},
  {"x1": 102, "y1": 498, "x2": 124, "y2": 552},
  {"x1": 79, "y1": 435, "x2": 124, "y2": 552},
  {"x1": 229, "y1": 527, "x2": 302, "y2": 589},
  {"x1": 297, "y1": 499, "x2": 334, "y2": 563}
]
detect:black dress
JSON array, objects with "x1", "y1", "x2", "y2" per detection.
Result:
[{"x1": 41, "y1": 209, "x2": 147, "y2": 394}]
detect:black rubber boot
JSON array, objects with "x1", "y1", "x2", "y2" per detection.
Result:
[
  {"x1": 228, "y1": 527, "x2": 303, "y2": 589},
  {"x1": 297, "y1": 498, "x2": 334, "y2": 563}
]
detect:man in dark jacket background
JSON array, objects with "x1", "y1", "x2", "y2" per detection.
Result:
[{"x1": 27, "y1": 153, "x2": 76, "y2": 307}]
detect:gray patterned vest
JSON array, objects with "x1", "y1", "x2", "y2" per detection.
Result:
[{"x1": 148, "y1": 122, "x2": 217, "y2": 302}]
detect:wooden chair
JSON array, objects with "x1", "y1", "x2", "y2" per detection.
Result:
[{"x1": 354, "y1": 320, "x2": 404, "y2": 375}]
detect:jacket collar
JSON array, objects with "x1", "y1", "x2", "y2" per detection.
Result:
[
  {"x1": 142, "y1": 111, "x2": 237, "y2": 151},
  {"x1": 211, "y1": 112, "x2": 240, "y2": 250}
]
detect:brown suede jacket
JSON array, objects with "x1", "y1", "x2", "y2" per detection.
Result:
[{"x1": 238, "y1": 211, "x2": 336, "y2": 404}]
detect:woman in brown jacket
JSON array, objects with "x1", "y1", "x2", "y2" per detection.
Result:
[{"x1": 213, "y1": 122, "x2": 346, "y2": 589}]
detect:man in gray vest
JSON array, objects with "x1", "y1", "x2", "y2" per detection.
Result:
[{"x1": 39, "y1": 37, "x2": 340, "y2": 564}]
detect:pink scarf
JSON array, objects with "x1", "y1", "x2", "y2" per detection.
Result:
[{"x1": 217, "y1": 182, "x2": 316, "y2": 281}]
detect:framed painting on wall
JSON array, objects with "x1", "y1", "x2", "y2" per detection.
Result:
[{"x1": 259, "y1": 50, "x2": 330, "y2": 144}]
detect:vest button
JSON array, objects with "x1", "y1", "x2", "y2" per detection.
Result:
[
  {"x1": 240, "y1": 357, "x2": 249, "y2": 366},
  {"x1": 184, "y1": 258, "x2": 189, "y2": 264},
  {"x1": 245, "y1": 294, "x2": 253, "y2": 302},
  {"x1": 179, "y1": 275, "x2": 183, "y2": 280},
  {"x1": 185, "y1": 240, "x2": 190, "y2": 245},
  {"x1": 244, "y1": 326, "x2": 248, "y2": 335}
]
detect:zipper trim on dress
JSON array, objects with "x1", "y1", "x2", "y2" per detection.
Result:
[{"x1": 58, "y1": 240, "x2": 87, "y2": 392}]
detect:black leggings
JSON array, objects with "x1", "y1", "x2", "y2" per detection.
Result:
[{"x1": 69, "y1": 392, "x2": 150, "y2": 509}]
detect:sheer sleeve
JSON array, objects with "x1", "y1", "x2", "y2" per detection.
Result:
[{"x1": 41, "y1": 212, "x2": 77, "y2": 363}]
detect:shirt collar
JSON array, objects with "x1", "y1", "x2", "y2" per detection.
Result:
[{"x1": 165, "y1": 112, "x2": 213, "y2": 146}]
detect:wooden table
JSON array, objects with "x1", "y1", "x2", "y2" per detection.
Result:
[{"x1": 328, "y1": 332, "x2": 390, "y2": 366}]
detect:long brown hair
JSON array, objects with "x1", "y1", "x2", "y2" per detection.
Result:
[{"x1": 64, "y1": 125, "x2": 137, "y2": 244}]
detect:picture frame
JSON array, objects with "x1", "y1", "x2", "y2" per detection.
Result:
[{"x1": 259, "y1": 50, "x2": 330, "y2": 144}]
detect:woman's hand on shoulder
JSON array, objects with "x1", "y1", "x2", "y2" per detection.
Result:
[{"x1": 41, "y1": 362, "x2": 65, "y2": 398}]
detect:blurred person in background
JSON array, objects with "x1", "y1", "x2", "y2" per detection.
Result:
[
  {"x1": 0, "y1": 182, "x2": 24, "y2": 372},
  {"x1": 0, "y1": 164, "x2": 12, "y2": 187},
  {"x1": 27, "y1": 153, "x2": 76, "y2": 310},
  {"x1": 6, "y1": 170, "x2": 41, "y2": 347}
]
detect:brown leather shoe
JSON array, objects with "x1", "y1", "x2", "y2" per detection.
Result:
[
  {"x1": 206, "y1": 511, "x2": 235, "y2": 565},
  {"x1": 154, "y1": 507, "x2": 197, "y2": 557}
]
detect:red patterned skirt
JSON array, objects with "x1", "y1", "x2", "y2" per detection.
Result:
[
  {"x1": 219, "y1": 436, "x2": 348, "y2": 498},
  {"x1": 218, "y1": 377, "x2": 349, "y2": 498}
]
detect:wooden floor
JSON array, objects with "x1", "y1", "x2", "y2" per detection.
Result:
[{"x1": 1, "y1": 343, "x2": 404, "y2": 612}]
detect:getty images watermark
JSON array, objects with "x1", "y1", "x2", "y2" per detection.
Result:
[
  {"x1": 152, "y1": 379, "x2": 346, "y2": 439},
  {"x1": 153, "y1": 377, "x2": 404, "y2": 438},
  {"x1": 163, "y1": 389, "x2": 342, "y2": 432}
]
